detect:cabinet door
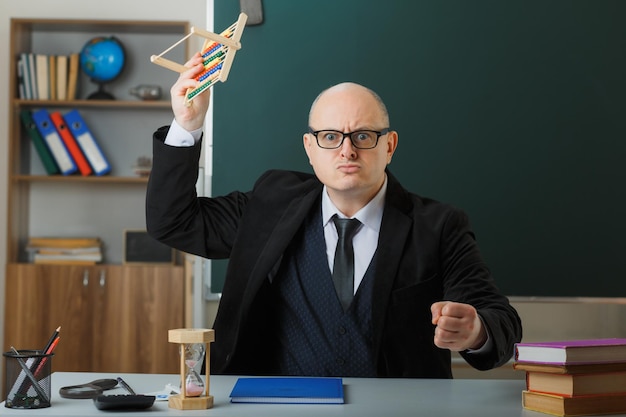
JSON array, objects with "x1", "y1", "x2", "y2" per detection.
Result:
[
  {"x1": 92, "y1": 265, "x2": 184, "y2": 374},
  {"x1": 4, "y1": 264, "x2": 96, "y2": 372}
]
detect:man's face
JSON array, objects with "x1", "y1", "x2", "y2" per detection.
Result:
[{"x1": 304, "y1": 84, "x2": 398, "y2": 205}]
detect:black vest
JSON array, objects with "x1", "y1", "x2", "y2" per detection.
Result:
[{"x1": 270, "y1": 205, "x2": 377, "y2": 377}]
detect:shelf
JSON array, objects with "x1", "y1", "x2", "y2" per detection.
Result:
[
  {"x1": 11, "y1": 174, "x2": 149, "y2": 184},
  {"x1": 14, "y1": 99, "x2": 171, "y2": 109},
  {"x1": 7, "y1": 262, "x2": 183, "y2": 267},
  {"x1": 11, "y1": 18, "x2": 189, "y2": 35}
]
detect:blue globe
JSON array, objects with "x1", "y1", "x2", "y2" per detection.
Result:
[{"x1": 80, "y1": 36, "x2": 125, "y2": 83}]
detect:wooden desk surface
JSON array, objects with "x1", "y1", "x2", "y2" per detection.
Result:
[{"x1": 0, "y1": 371, "x2": 614, "y2": 417}]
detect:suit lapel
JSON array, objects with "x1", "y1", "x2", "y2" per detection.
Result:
[
  {"x1": 243, "y1": 187, "x2": 322, "y2": 304},
  {"x1": 370, "y1": 172, "x2": 414, "y2": 358}
]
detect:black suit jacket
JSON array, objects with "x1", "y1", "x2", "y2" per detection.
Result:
[{"x1": 146, "y1": 127, "x2": 522, "y2": 378}]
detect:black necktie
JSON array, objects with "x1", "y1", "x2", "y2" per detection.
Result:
[{"x1": 332, "y1": 215, "x2": 362, "y2": 312}]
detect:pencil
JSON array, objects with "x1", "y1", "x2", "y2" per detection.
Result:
[
  {"x1": 43, "y1": 326, "x2": 61, "y2": 353},
  {"x1": 34, "y1": 336, "x2": 60, "y2": 377}
]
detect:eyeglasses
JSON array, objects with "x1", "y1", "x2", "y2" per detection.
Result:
[{"x1": 308, "y1": 127, "x2": 390, "y2": 149}]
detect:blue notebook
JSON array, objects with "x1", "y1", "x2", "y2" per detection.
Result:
[{"x1": 229, "y1": 377, "x2": 344, "y2": 404}]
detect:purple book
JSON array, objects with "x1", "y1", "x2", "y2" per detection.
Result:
[{"x1": 515, "y1": 338, "x2": 626, "y2": 365}]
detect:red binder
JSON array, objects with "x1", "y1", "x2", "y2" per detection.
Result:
[{"x1": 50, "y1": 111, "x2": 92, "y2": 176}]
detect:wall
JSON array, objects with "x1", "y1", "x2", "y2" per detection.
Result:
[{"x1": 0, "y1": 0, "x2": 209, "y2": 369}]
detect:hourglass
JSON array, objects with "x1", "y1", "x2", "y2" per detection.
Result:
[{"x1": 168, "y1": 328, "x2": 215, "y2": 410}]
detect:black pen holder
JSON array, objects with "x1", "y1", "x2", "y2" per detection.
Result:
[{"x1": 3, "y1": 350, "x2": 53, "y2": 409}]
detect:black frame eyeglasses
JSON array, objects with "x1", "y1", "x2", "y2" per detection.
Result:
[{"x1": 308, "y1": 127, "x2": 390, "y2": 149}]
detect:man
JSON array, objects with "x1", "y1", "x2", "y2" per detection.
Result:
[{"x1": 146, "y1": 53, "x2": 522, "y2": 378}]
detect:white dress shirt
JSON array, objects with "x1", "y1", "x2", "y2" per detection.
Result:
[
  {"x1": 164, "y1": 118, "x2": 202, "y2": 146},
  {"x1": 322, "y1": 177, "x2": 387, "y2": 294}
]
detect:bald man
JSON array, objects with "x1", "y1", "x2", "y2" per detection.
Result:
[{"x1": 146, "y1": 53, "x2": 522, "y2": 378}]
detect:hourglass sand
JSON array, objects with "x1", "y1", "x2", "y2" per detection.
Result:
[{"x1": 168, "y1": 328, "x2": 215, "y2": 410}]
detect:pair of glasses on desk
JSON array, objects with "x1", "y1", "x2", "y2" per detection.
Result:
[
  {"x1": 59, "y1": 377, "x2": 156, "y2": 410},
  {"x1": 59, "y1": 378, "x2": 119, "y2": 399}
]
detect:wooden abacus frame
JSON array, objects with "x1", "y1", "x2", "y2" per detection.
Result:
[{"x1": 150, "y1": 13, "x2": 248, "y2": 103}]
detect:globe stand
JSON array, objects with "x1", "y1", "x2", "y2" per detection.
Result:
[
  {"x1": 168, "y1": 328, "x2": 215, "y2": 410},
  {"x1": 87, "y1": 82, "x2": 115, "y2": 100}
]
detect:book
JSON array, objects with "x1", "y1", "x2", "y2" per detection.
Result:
[
  {"x1": 515, "y1": 339, "x2": 626, "y2": 365},
  {"x1": 526, "y1": 370, "x2": 626, "y2": 397},
  {"x1": 19, "y1": 53, "x2": 33, "y2": 99},
  {"x1": 33, "y1": 252, "x2": 102, "y2": 264},
  {"x1": 514, "y1": 361, "x2": 626, "y2": 375},
  {"x1": 229, "y1": 377, "x2": 344, "y2": 404},
  {"x1": 28, "y1": 53, "x2": 38, "y2": 100},
  {"x1": 27, "y1": 237, "x2": 101, "y2": 249},
  {"x1": 50, "y1": 111, "x2": 92, "y2": 175},
  {"x1": 56, "y1": 55, "x2": 68, "y2": 100},
  {"x1": 49, "y1": 55, "x2": 57, "y2": 100},
  {"x1": 63, "y1": 109, "x2": 111, "y2": 175},
  {"x1": 33, "y1": 257, "x2": 100, "y2": 265},
  {"x1": 19, "y1": 110, "x2": 60, "y2": 175},
  {"x1": 16, "y1": 55, "x2": 26, "y2": 99},
  {"x1": 522, "y1": 390, "x2": 626, "y2": 416},
  {"x1": 35, "y1": 54, "x2": 49, "y2": 100},
  {"x1": 67, "y1": 53, "x2": 79, "y2": 100},
  {"x1": 34, "y1": 247, "x2": 101, "y2": 255},
  {"x1": 31, "y1": 108, "x2": 77, "y2": 175}
]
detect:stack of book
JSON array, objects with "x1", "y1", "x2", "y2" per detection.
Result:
[
  {"x1": 515, "y1": 338, "x2": 626, "y2": 416},
  {"x1": 26, "y1": 237, "x2": 103, "y2": 265},
  {"x1": 16, "y1": 52, "x2": 80, "y2": 101}
]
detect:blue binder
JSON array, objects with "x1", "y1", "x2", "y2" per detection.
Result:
[
  {"x1": 31, "y1": 109, "x2": 77, "y2": 175},
  {"x1": 63, "y1": 109, "x2": 111, "y2": 176}
]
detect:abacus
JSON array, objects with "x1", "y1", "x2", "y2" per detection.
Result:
[{"x1": 151, "y1": 13, "x2": 247, "y2": 103}]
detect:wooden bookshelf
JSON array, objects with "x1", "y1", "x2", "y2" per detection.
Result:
[{"x1": 4, "y1": 18, "x2": 192, "y2": 383}]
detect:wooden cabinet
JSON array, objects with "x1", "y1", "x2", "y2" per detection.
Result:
[
  {"x1": 4, "y1": 18, "x2": 192, "y2": 378},
  {"x1": 4, "y1": 264, "x2": 184, "y2": 374},
  {"x1": 92, "y1": 265, "x2": 185, "y2": 373}
]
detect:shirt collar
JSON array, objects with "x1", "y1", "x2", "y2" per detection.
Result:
[{"x1": 321, "y1": 176, "x2": 387, "y2": 233}]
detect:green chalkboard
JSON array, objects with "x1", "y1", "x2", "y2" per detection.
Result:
[{"x1": 211, "y1": 1, "x2": 626, "y2": 297}]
